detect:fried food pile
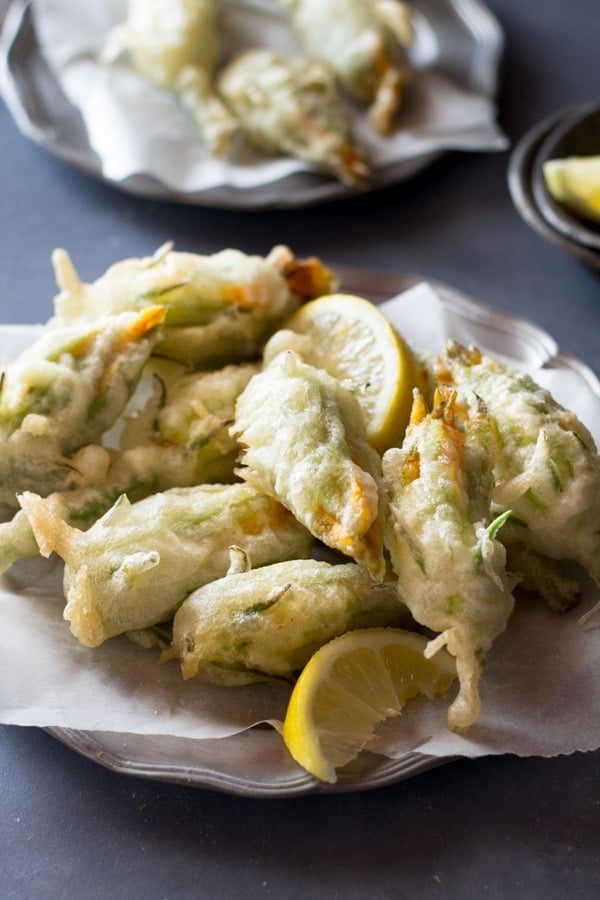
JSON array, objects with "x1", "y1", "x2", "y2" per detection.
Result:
[
  {"x1": 100, "y1": 0, "x2": 414, "y2": 185},
  {"x1": 1, "y1": 243, "x2": 599, "y2": 746}
]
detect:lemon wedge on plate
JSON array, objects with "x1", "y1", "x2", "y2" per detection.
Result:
[
  {"x1": 282, "y1": 628, "x2": 456, "y2": 783},
  {"x1": 280, "y1": 294, "x2": 421, "y2": 453},
  {"x1": 543, "y1": 155, "x2": 600, "y2": 223}
]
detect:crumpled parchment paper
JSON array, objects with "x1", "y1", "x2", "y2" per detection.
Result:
[
  {"x1": 32, "y1": 0, "x2": 508, "y2": 197},
  {"x1": 0, "y1": 283, "x2": 599, "y2": 762}
]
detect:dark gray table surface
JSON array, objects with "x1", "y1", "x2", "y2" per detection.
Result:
[{"x1": 1, "y1": 1, "x2": 599, "y2": 898}]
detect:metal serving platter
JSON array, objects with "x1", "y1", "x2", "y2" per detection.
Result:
[
  {"x1": 0, "y1": 0, "x2": 505, "y2": 208},
  {"x1": 1, "y1": 266, "x2": 594, "y2": 796}
]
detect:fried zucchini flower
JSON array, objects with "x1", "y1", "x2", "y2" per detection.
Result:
[
  {"x1": 383, "y1": 389, "x2": 515, "y2": 732},
  {"x1": 232, "y1": 350, "x2": 386, "y2": 578},
  {"x1": 218, "y1": 49, "x2": 370, "y2": 187},
  {"x1": 0, "y1": 306, "x2": 165, "y2": 505},
  {"x1": 434, "y1": 341, "x2": 600, "y2": 591},
  {"x1": 168, "y1": 554, "x2": 410, "y2": 685},
  {"x1": 51, "y1": 243, "x2": 336, "y2": 369},
  {"x1": 101, "y1": 0, "x2": 238, "y2": 156},
  {"x1": 18, "y1": 483, "x2": 312, "y2": 647},
  {"x1": 0, "y1": 361, "x2": 257, "y2": 574},
  {"x1": 283, "y1": 0, "x2": 413, "y2": 135}
]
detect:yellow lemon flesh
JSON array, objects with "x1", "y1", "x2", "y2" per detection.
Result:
[
  {"x1": 281, "y1": 294, "x2": 421, "y2": 453},
  {"x1": 543, "y1": 156, "x2": 600, "y2": 224},
  {"x1": 282, "y1": 627, "x2": 457, "y2": 783}
]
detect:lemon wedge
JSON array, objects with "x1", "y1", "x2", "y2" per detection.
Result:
[
  {"x1": 282, "y1": 627, "x2": 456, "y2": 783},
  {"x1": 543, "y1": 155, "x2": 600, "y2": 224},
  {"x1": 281, "y1": 294, "x2": 421, "y2": 453}
]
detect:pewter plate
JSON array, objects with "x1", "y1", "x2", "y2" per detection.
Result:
[
  {"x1": 3, "y1": 267, "x2": 596, "y2": 797},
  {"x1": 0, "y1": 0, "x2": 504, "y2": 208}
]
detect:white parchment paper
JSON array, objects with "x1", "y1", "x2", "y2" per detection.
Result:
[
  {"x1": 0, "y1": 285, "x2": 599, "y2": 760},
  {"x1": 32, "y1": 0, "x2": 508, "y2": 196}
]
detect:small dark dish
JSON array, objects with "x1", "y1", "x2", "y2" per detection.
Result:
[
  {"x1": 531, "y1": 101, "x2": 600, "y2": 251},
  {"x1": 507, "y1": 107, "x2": 600, "y2": 270}
]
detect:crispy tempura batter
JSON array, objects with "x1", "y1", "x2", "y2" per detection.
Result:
[
  {"x1": 219, "y1": 49, "x2": 370, "y2": 187},
  {"x1": 0, "y1": 307, "x2": 165, "y2": 505},
  {"x1": 266, "y1": 246, "x2": 338, "y2": 303},
  {"x1": 51, "y1": 244, "x2": 336, "y2": 368},
  {"x1": 18, "y1": 484, "x2": 312, "y2": 647},
  {"x1": 283, "y1": 0, "x2": 413, "y2": 135},
  {"x1": 383, "y1": 388, "x2": 515, "y2": 732},
  {"x1": 169, "y1": 556, "x2": 409, "y2": 685},
  {"x1": 0, "y1": 362, "x2": 257, "y2": 574},
  {"x1": 101, "y1": 0, "x2": 238, "y2": 156},
  {"x1": 434, "y1": 341, "x2": 600, "y2": 589},
  {"x1": 232, "y1": 350, "x2": 386, "y2": 578}
]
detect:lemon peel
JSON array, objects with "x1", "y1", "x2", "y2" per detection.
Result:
[
  {"x1": 282, "y1": 627, "x2": 456, "y2": 783},
  {"x1": 281, "y1": 293, "x2": 421, "y2": 452}
]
